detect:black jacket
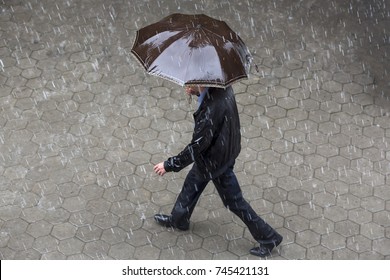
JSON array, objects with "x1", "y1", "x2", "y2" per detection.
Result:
[{"x1": 164, "y1": 86, "x2": 241, "y2": 179}]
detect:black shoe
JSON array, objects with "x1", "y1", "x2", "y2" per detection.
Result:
[
  {"x1": 250, "y1": 233, "x2": 283, "y2": 258},
  {"x1": 154, "y1": 214, "x2": 189, "y2": 231}
]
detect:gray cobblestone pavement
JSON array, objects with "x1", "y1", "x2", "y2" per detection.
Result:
[{"x1": 0, "y1": 0, "x2": 389, "y2": 260}]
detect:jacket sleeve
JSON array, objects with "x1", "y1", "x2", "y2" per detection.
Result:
[{"x1": 164, "y1": 106, "x2": 222, "y2": 173}]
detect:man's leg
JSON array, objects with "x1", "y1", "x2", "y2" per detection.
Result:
[
  {"x1": 213, "y1": 165, "x2": 281, "y2": 246},
  {"x1": 170, "y1": 164, "x2": 210, "y2": 228}
]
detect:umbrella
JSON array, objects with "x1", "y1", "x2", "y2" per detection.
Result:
[{"x1": 131, "y1": 13, "x2": 253, "y2": 88}]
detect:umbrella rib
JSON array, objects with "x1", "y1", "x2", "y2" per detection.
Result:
[{"x1": 181, "y1": 29, "x2": 204, "y2": 85}]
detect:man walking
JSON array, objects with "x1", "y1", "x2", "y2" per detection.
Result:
[{"x1": 153, "y1": 85, "x2": 282, "y2": 257}]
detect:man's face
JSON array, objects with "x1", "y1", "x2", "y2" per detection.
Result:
[{"x1": 185, "y1": 86, "x2": 203, "y2": 96}]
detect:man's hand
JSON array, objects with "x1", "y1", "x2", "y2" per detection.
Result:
[{"x1": 154, "y1": 162, "x2": 166, "y2": 176}]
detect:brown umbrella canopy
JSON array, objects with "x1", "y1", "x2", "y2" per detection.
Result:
[{"x1": 131, "y1": 13, "x2": 252, "y2": 88}]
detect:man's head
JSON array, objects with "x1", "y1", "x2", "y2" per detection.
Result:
[{"x1": 185, "y1": 85, "x2": 205, "y2": 96}]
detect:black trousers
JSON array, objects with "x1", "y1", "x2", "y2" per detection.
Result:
[{"x1": 171, "y1": 163, "x2": 279, "y2": 245}]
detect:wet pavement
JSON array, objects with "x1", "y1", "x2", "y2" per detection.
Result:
[{"x1": 0, "y1": 0, "x2": 389, "y2": 260}]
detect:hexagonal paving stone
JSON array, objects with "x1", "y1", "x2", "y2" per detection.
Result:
[
  {"x1": 337, "y1": 193, "x2": 361, "y2": 209},
  {"x1": 83, "y1": 240, "x2": 111, "y2": 260},
  {"x1": 339, "y1": 169, "x2": 362, "y2": 184},
  {"x1": 335, "y1": 220, "x2": 360, "y2": 237},
  {"x1": 62, "y1": 196, "x2": 87, "y2": 212},
  {"x1": 361, "y1": 222, "x2": 385, "y2": 239},
  {"x1": 109, "y1": 242, "x2": 135, "y2": 259},
  {"x1": 296, "y1": 230, "x2": 321, "y2": 248},
  {"x1": 110, "y1": 200, "x2": 136, "y2": 218},
  {"x1": 300, "y1": 178, "x2": 325, "y2": 194},
  {"x1": 321, "y1": 232, "x2": 346, "y2": 250},
  {"x1": 287, "y1": 189, "x2": 311, "y2": 205},
  {"x1": 333, "y1": 248, "x2": 359, "y2": 259},
  {"x1": 347, "y1": 235, "x2": 372, "y2": 253},
  {"x1": 51, "y1": 222, "x2": 77, "y2": 240},
  {"x1": 58, "y1": 238, "x2": 85, "y2": 256},
  {"x1": 176, "y1": 234, "x2": 203, "y2": 251},
  {"x1": 319, "y1": 122, "x2": 341, "y2": 136},
  {"x1": 306, "y1": 245, "x2": 332, "y2": 260},
  {"x1": 103, "y1": 186, "x2": 128, "y2": 203},
  {"x1": 361, "y1": 196, "x2": 385, "y2": 212},
  {"x1": 374, "y1": 185, "x2": 390, "y2": 200},
  {"x1": 86, "y1": 198, "x2": 112, "y2": 215},
  {"x1": 373, "y1": 211, "x2": 390, "y2": 227},
  {"x1": 316, "y1": 144, "x2": 339, "y2": 158},
  {"x1": 281, "y1": 152, "x2": 303, "y2": 166},
  {"x1": 133, "y1": 244, "x2": 161, "y2": 260},
  {"x1": 273, "y1": 201, "x2": 298, "y2": 217},
  {"x1": 101, "y1": 227, "x2": 128, "y2": 245},
  {"x1": 321, "y1": 100, "x2": 342, "y2": 113},
  {"x1": 26, "y1": 220, "x2": 53, "y2": 238},
  {"x1": 280, "y1": 243, "x2": 306, "y2": 259},
  {"x1": 314, "y1": 167, "x2": 337, "y2": 182},
  {"x1": 322, "y1": 81, "x2": 342, "y2": 93},
  {"x1": 94, "y1": 212, "x2": 119, "y2": 229},
  {"x1": 343, "y1": 83, "x2": 363, "y2": 94},
  {"x1": 372, "y1": 238, "x2": 390, "y2": 256},
  {"x1": 328, "y1": 156, "x2": 350, "y2": 171},
  {"x1": 267, "y1": 163, "x2": 290, "y2": 178},
  {"x1": 281, "y1": 77, "x2": 300, "y2": 89},
  {"x1": 284, "y1": 215, "x2": 309, "y2": 233},
  {"x1": 2, "y1": 219, "x2": 29, "y2": 236},
  {"x1": 69, "y1": 210, "x2": 95, "y2": 227},
  {"x1": 263, "y1": 187, "x2": 287, "y2": 204},
  {"x1": 348, "y1": 208, "x2": 373, "y2": 224},
  {"x1": 313, "y1": 192, "x2": 336, "y2": 208},
  {"x1": 310, "y1": 218, "x2": 334, "y2": 235},
  {"x1": 243, "y1": 160, "x2": 267, "y2": 176},
  {"x1": 7, "y1": 233, "x2": 34, "y2": 251},
  {"x1": 151, "y1": 190, "x2": 178, "y2": 207},
  {"x1": 76, "y1": 225, "x2": 102, "y2": 242},
  {"x1": 44, "y1": 208, "x2": 70, "y2": 225},
  {"x1": 185, "y1": 248, "x2": 213, "y2": 260},
  {"x1": 33, "y1": 236, "x2": 59, "y2": 254},
  {"x1": 202, "y1": 235, "x2": 229, "y2": 254}
]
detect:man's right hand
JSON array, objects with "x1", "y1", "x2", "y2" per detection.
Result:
[{"x1": 153, "y1": 162, "x2": 166, "y2": 176}]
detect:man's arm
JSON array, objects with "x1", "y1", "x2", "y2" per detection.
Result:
[
  {"x1": 163, "y1": 105, "x2": 223, "y2": 173},
  {"x1": 162, "y1": 135, "x2": 207, "y2": 172}
]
